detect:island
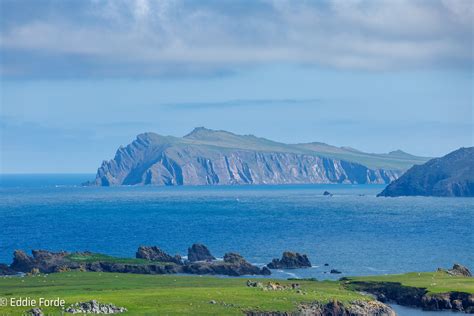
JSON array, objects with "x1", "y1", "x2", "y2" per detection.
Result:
[{"x1": 85, "y1": 127, "x2": 429, "y2": 186}]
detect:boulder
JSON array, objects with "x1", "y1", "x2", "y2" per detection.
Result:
[
  {"x1": 26, "y1": 308, "x2": 44, "y2": 316},
  {"x1": 187, "y1": 244, "x2": 215, "y2": 262},
  {"x1": 330, "y1": 269, "x2": 342, "y2": 274},
  {"x1": 323, "y1": 191, "x2": 333, "y2": 196},
  {"x1": 267, "y1": 252, "x2": 311, "y2": 269},
  {"x1": 448, "y1": 263, "x2": 472, "y2": 277},
  {"x1": 136, "y1": 246, "x2": 182, "y2": 264},
  {"x1": 65, "y1": 300, "x2": 127, "y2": 314}
]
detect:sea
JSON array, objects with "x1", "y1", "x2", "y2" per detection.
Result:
[{"x1": 1, "y1": 174, "x2": 472, "y2": 315}]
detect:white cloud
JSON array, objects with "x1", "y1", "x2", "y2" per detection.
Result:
[{"x1": 0, "y1": 0, "x2": 472, "y2": 76}]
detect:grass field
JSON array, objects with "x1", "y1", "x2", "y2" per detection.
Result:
[
  {"x1": 348, "y1": 271, "x2": 474, "y2": 294},
  {"x1": 1, "y1": 271, "x2": 472, "y2": 315},
  {"x1": 0, "y1": 272, "x2": 364, "y2": 315}
]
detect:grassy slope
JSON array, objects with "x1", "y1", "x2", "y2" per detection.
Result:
[
  {"x1": 0, "y1": 272, "x2": 364, "y2": 315},
  {"x1": 170, "y1": 128, "x2": 430, "y2": 170},
  {"x1": 348, "y1": 271, "x2": 474, "y2": 294},
  {"x1": 65, "y1": 253, "x2": 162, "y2": 265}
]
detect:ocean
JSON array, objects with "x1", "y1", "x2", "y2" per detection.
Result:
[
  {"x1": 0, "y1": 174, "x2": 472, "y2": 314},
  {"x1": 1, "y1": 174, "x2": 472, "y2": 277}
]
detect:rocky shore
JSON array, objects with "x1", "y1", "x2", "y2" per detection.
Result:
[
  {"x1": 345, "y1": 264, "x2": 474, "y2": 313},
  {"x1": 246, "y1": 300, "x2": 396, "y2": 316},
  {"x1": 4, "y1": 244, "x2": 270, "y2": 277}
]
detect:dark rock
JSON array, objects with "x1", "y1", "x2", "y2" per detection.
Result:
[
  {"x1": 183, "y1": 253, "x2": 270, "y2": 276},
  {"x1": 330, "y1": 269, "x2": 342, "y2": 274},
  {"x1": 10, "y1": 250, "x2": 75, "y2": 273},
  {"x1": 65, "y1": 300, "x2": 127, "y2": 314},
  {"x1": 324, "y1": 263, "x2": 329, "y2": 266},
  {"x1": 267, "y1": 252, "x2": 311, "y2": 269},
  {"x1": 7, "y1": 248, "x2": 268, "y2": 277},
  {"x1": 323, "y1": 191, "x2": 333, "y2": 196},
  {"x1": 348, "y1": 280, "x2": 474, "y2": 313},
  {"x1": 223, "y1": 252, "x2": 245, "y2": 264},
  {"x1": 261, "y1": 266, "x2": 271, "y2": 275},
  {"x1": 10, "y1": 250, "x2": 35, "y2": 272},
  {"x1": 136, "y1": 246, "x2": 182, "y2": 264},
  {"x1": 187, "y1": 244, "x2": 215, "y2": 262},
  {"x1": 0, "y1": 263, "x2": 17, "y2": 275},
  {"x1": 378, "y1": 147, "x2": 474, "y2": 197}
]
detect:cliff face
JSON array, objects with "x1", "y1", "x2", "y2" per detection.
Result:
[
  {"x1": 378, "y1": 147, "x2": 474, "y2": 197},
  {"x1": 88, "y1": 129, "x2": 404, "y2": 186}
]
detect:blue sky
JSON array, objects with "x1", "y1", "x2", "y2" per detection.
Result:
[{"x1": 0, "y1": 0, "x2": 473, "y2": 173}]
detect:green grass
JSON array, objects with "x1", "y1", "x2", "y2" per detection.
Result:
[
  {"x1": 348, "y1": 271, "x2": 474, "y2": 294},
  {"x1": 0, "y1": 272, "x2": 364, "y2": 315},
  {"x1": 1, "y1": 271, "x2": 471, "y2": 315},
  {"x1": 65, "y1": 253, "x2": 160, "y2": 265}
]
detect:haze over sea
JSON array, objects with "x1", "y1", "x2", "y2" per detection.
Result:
[{"x1": 1, "y1": 174, "x2": 472, "y2": 281}]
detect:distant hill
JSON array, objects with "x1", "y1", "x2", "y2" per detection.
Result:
[
  {"x1": 378, "y1": 147, "x2": 474, "y2": 197},
  {"x1": 87, "y1": 127, "x2": 430, "y2": 186}
]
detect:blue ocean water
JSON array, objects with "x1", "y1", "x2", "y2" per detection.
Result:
[{"x1": 0, "y1": 174, "x2": 473, "y2": 282}]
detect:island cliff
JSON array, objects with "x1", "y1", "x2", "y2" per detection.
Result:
[
  {"x1": 87, "y1": 128, "x2": 428, "y2": 186},
  {"x1": 378, "y1": 147, "x2": 474, "y2": 197}
]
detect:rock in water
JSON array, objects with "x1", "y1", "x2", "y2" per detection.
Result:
[
  {"x1": 135, "y1": 246, "x2": 182, "y2": 264},
  {"x1": 187, "y1": 244, "x2": 215, "y2": 262},
  {"x1": 378, "y1": 147, "x2": 474, "y2": 197},
  {"x1": 65, "y1": 300, "x2": 127, "y2": 314},
  {"x1": 267, "y1": 252, "x2": 311, "y2": 269},
  {"x1": 323, "y1": 191, "x2": 333, "y2": 196},
  {"x1": 184, "y1": 252, "x2": 271, "y2": 276}
]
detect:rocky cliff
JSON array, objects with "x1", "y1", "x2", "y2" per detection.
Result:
[
  {"x1": 87, "y1": 128, "x2": 422, "y2": 186},
  {"x1": 378, "y1": 147, "x2": 474, "y2": 197}
]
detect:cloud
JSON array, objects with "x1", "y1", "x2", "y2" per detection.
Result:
[{"x1": 0, "y1": 0, "x2": 472, "y2": 78}]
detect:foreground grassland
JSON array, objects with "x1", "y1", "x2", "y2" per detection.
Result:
[
  {"x1": 1, "y1": 271, "x2": 472, "y2": 315},
  {"x1": 0, "y1": 272, "x2": 364, "y2": 315},
  {"x1": 349, "y1": 271, "x2": 474, "y2": 294}
]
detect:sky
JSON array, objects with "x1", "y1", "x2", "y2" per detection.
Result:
[{"x1": 0, "y1": 0, "x2": 473, "y2": 173}]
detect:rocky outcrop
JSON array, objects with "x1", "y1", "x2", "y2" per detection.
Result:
[
  {"x1": 7, "y1": 247, "x2": 270, "y2": 277},
  {"x1": 184, "y1": 253, "x2": 271, "y2": 276},
  {"x1": 187, "y1": 243, "x2": 215, "y2": 262},
  {"x1": 246, "y1": 300, "x2": 396, "y2": 316},
  {"x1": 65, "y1": 300, "x2": 127, "y2": 314},
  {"x1": 10, "y1": 250, "x2": 75, "y2": 273},
  {"x1": 267, "y1": 252, "x2": 311, "y2": 269},
  {"x1": 87, "y1": 129, "x2": 404, "y2": 186},
  {"x1": 378, "y1": 147, "x2": 474, "y2": 197},
  {"x1": 136, "y1": 246, "x2": 182, "y2": 264},
  {"x1": 347, "y1": 281, "x2": 474, "y2": 313},
  {"x1": 438, "y1": 264, "x2": 472, "y2": 277},
  {"x1": 0, "y1": 263, "x2": 17, "y2": 275}
]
